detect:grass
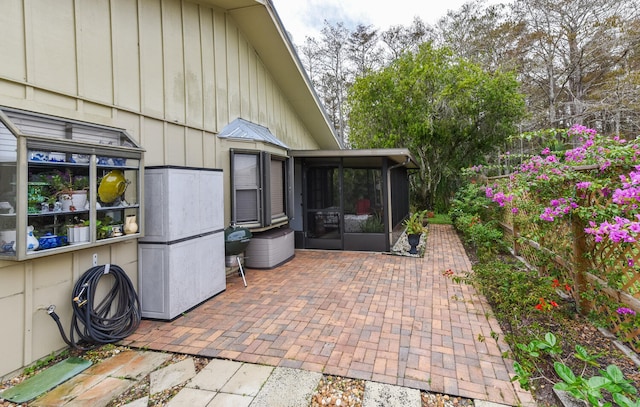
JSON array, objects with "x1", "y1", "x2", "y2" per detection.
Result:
[{"x1": 426, "y1": 213, "x2": 451, "y2": 225}]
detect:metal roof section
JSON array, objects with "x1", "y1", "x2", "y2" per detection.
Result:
[
  {"x1": 218, "y1": 118, "x2": 289, "y2": 149},
  {"x1": 290, "y1": 148, "x2": 419, "y2": 169},
  {"x1": 200, "y1": 0, "x2": 342, "y2": 150}
]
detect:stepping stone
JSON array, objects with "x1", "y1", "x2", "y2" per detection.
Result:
[
  {"x1": 150, "y1": 358, "x2": 196, "y2": 394},
  {"x1": 251, "y1": 367, "x2": 322, "y2": 407},
  {"x1": 0, "y1": 357, "x2": 92, "y2": 404},
  {"x1": 166, "y1": 388, "x2": 215, "y2": 406},
  {"x1": 219, "y1": 364, "x2": 273, "y2": 397},
  {"x1": 122, "y1": 396, "x2": 149, "y2": 407},
  {"x1": 187, "y1": 359, "x2": 243, "y2": 392},
  {"x1": 363, "y1": 381, "x2": 422, "y2": 407}
]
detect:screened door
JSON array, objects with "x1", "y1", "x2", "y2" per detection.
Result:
[{"x1": 304, "y1": 164, "x2": 342, "y2": 250}]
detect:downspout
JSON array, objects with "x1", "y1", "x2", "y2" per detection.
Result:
[{"x1": 386, "y1": 157, "x2": 411, "y2": 249}]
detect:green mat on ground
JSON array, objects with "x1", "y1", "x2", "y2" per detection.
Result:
[{"x1": 0, "y1": 357, "x2": 92, "y2": 403}]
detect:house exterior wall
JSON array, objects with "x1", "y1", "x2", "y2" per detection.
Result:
[{"x1": 0, "y1": 0, "x2": 319, "y2": 378}]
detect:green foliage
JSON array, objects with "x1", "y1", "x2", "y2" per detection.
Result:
[
  {"x1": 448, "y1": 183, "x2": 494, "y2": 225},
  {"x1": 473, "y1": 126, "x2": 640, "y2": 348},
  {"x1": 403, "y1": 210, "x2": 427, "y2": 235},
  {"x1": 426, "y1": 213, "x2": 452, "y2": 225},
  {"x1": 23, "y1": 350, "x2": 68, "y2": 376},
  {"x1": 360, "y1": 214, "x2": 384, "y2": 233},
  {"x1": 347, "y1": 42, "x2": 525, "y2": 209},
  {"x1": 470, "y1": 260, "x2": 561, "y2": 328},
  {"x1": 449, "y1": 183, "x2": 505, "y2": 259},
  {"x1": 512, "y1": 332, "x2": 638, "y2": 406}
]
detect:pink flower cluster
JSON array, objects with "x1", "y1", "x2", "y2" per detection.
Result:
[
  {"x1": 612, "y1": 166, "x2": 640, "y2": 209},
  {"x1": 485, "y1": 186, "x2": 513, "y2": 207},
  {"x1": 617, "y1": 307, "x2": 637, "y2": 316},
  {"x1": 540, "y1": 198, "x2": 578, "y2": 222},
  {"x1": 585, "y1": 216, "x2": 640, "y2": 243},
  {"x1": 479, "y1": 124, "x2": 640, "y2": 245}
]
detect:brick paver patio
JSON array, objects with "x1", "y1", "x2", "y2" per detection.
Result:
[{"x1": 123, "y1": 224, "x2": 534, "y2": 405}]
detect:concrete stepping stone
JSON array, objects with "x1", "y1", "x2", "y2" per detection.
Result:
[
  {"x1": 166, "y1": 388, "x2": 216, "y2": 406},
  {"x1": 0, "y1": 357, "x2": 92, "y2": 404},
  {"x1": 250, "y1": 367, "x2": 322, "y2": 407},
  {"x1": 61, "y1": 376, "x2": 132, "y2": 407},
  {"x1": 84, "y1": 350, "x2": 171, "y2": 380},
  {"x1": 363, "y1": 381, "x2": 422, "y2": 407},
  {"x1": 122, "y1": 396, "x2": 149, "y2": 407},
  {"x1": 150, "y1": 358, "x2": 196, "y2": 394},
  {"x1": 187, "y1": 359, "x2": 243, "y2": 392},
  {"x1": 208, "y1": 392, "x2": 253, "y2": 407},
  {"x1": 30, "y1": 350, "x2": 172, "y2": 406},
  {"x1": 219, "y1": 363, "x2": 273, "y2": 397}
]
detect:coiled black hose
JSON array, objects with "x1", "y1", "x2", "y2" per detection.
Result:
[{"x1": 47, "y1": 264, "x2": 141, "y2": 350}]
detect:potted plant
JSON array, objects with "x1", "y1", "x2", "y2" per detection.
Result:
[
  {"x1": 66, "y1": 217, "x2": 90, "y2": 244},
  {"x1": 48, "y1": 169, "x2": 89, "y2": 211},
  {"x1": 403, "y1": 210, "x2": 427, "y2": 254}
]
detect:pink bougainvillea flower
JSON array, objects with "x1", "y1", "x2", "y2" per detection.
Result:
[{"x1": 616, "y1": 307, "x2": 636, "y2": 316}]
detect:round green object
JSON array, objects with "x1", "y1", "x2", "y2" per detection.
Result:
[{"x1": 98, "y1": 170, "x2": 127, "y2": 203}]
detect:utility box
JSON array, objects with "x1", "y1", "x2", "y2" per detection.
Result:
[
  {"x1": 139, "y1": 166, "x2": 225, "y2": 320},
  {"x1": 245, "y1": 227, "x2": 294, "y2": 269}
]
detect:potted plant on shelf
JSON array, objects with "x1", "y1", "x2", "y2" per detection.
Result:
[
  {"x1": 66, "y1": 217, "x2": 90, "y2": 244},
  {"x1": 403, "y1": 210, "x2": 427, "y2": 254},
  {"x1": 48, "y1": 169, "x2": 89, "y2": 211}
]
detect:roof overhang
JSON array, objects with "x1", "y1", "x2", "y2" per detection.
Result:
[
  {"x1": 192, "y1": 0, "x2": 341, "y2": 150},
  {"x1": 290, "y1": 148, "x2": 419, "y2": 169}
]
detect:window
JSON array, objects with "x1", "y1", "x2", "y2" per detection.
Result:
[{"x1": 230, "y1": 150, "x2": 292, "y2": 228}]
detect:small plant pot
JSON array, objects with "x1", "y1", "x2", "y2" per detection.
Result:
[{"x1": 67, "y1": 226, "x2": 89, "y2": 244}]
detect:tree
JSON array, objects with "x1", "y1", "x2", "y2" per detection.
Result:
[
  {"x1": 381, "y1": 17, "x2": 434, "y2": 61},
  {"x1": 347, "y1": 43, "x2": 526, "y2": 210},
  {"x1": 435, "y1": 0, "x2": 524, "y2": 73},
  {"x1": 347, "y1": 24, "x2": 384, "y2": 78}
]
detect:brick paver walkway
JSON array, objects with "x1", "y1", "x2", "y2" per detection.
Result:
[{"x1": 123, "y1": 225, "x2": 534, "y2": 405}]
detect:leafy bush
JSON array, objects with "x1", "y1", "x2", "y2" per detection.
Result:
[
  {"x1": 448, "y1": 183, "x2": 494, "y2": 225},
  {"x1": 449, "y1": 183, "x2": 506, "y2": 259},
  {"x1": 360, "y1": 214, "x2": 384, "y2": 233}
]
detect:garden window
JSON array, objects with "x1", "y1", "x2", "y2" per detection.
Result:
[{"x1": 230, "y1": 150, "x2": 292, "y2": 228}]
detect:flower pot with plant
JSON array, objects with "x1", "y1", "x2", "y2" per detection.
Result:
[
  {"x1": 66, "y1": 217, "x2": 90, "y2": 244},
  {"x1": 47, "y1": 169, "x2": 89, "y2": 211},
  {"x1": 403, "y1": 210, "x2": 427, "y2": 254}
]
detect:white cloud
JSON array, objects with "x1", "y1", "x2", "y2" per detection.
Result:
[{"x1": 271, "y1": 0, "x2": 506, "y2": 43}]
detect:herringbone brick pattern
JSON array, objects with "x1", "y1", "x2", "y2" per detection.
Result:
[{"x1": 124, "y1": 225, "x2": 534, "y2": 405}]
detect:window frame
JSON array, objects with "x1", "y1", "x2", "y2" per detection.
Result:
[{"x1": 230, "y1": 149, "x2": 292, "y2": 229}]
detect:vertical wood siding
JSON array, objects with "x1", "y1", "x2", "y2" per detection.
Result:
[{"x1": 0, "y1": 0, "x2": 320, "y2": 378}]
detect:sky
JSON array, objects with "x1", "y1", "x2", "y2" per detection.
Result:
[{"x1": 271, "y1": 0, "x2": 506, "y2": 44}]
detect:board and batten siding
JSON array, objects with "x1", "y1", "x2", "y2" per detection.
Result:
[{"x1": 0, "y1": 0, "x2": 319, "y2": 379}]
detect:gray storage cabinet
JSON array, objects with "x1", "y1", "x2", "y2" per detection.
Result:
[
  {"x1": 245, "y1": 227, "x2": 294, "y2": 269},
  {"x1": 139, "y1": 166, "x2": 225, "y2": 320}
]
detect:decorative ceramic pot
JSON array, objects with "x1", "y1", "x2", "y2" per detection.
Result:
[
  {"x1": 407, "y1": 233, "x2": 421, "y2": 255},
  {"x1": 26, "y1": 225, "x2": 39, "y2": 252},
  {"x1": 98, "y1": 170, "x2": 127, "y2": 203},
  {"x1": 60, "y1": 191, "x2": 87, "y2": 212},
  {"x1": 123, "y1": 215, "x2": 138, "y2": 234},
  {"x1": 67, "y1": 226, "x2": 90, "y2": 244}
]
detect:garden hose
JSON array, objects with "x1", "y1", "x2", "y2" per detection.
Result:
[{"x1": 47, "y1": 264, "x2": 141, "y2": 350}]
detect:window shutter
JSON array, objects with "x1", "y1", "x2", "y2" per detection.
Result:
[
  {"x1": 270, "y1": 159, "x2": 285, "y2": 217},
  {"x1": 231, "y1": 152, "x2": 260, "y2": 224}
]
